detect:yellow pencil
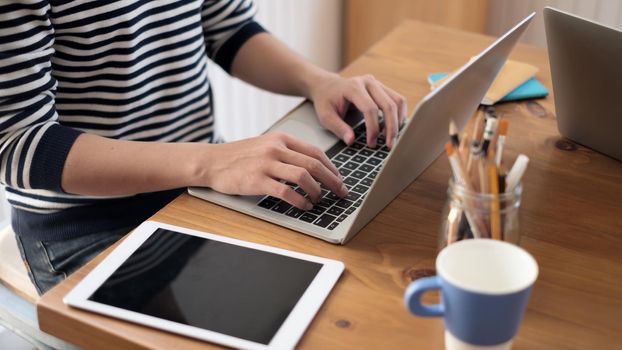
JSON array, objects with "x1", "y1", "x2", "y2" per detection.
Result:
[{"x1": 488, "y1": 150, "x2": 502, "y2": 240}]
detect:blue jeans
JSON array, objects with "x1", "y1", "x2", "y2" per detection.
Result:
[{"x1": 15, "y1": 227, "x2": 132, "y2": 295}]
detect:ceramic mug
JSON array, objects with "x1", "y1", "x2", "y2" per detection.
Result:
[{"x1": 404, "y1": 239, "x2": 538, "y2": 350}]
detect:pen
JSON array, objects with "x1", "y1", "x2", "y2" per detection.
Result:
[
  {"x1": 480, "y1": 116, "x2": 499, "y2": 156},
  {"x1": 506, "y1": 154, "x2": 529, "y2": 192},
  {"x1": 472, "y1": 107, "x2": 486, "y2": 144},
  {"x1": 485, "y1": 105, "x2": 498, "y2": 119}
]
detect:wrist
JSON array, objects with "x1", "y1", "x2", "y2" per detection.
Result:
[
  {"x1": 300, "y1": 67, "x2": 339, "y2": 101},
  {"x1": 185, "y1": 142, "x2": 220, "y2": 188}
]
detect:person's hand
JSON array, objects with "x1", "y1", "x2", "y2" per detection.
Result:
[
  {"x1": 309, "y1": 73, "x2": 408, "y2": 149},
  {"x1": 197, "y1": 132, "x2": 348, "y2": 210}
]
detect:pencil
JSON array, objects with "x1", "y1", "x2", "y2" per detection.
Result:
[
  {"x1": 488, "y1": 151, "x2": 502, "y2": 240},
  {"x1": 478, "y1": 154, "x2": 489, "y2": 193},
  {"x1": 446, "y1": 142, "x2": 486, "y2": 238},
  {"x1": 466, "y1": 141, "x2": 479, "y2": 189},
  {"x1": 459, "y1": 131, "x2": 470, "y2": 164},
  {"x1": 457, "y1": 213, "x2": 473, "y2": 239},
  {"x1": 496, "y1": 119, "x2": 509, "y2": 166},
  {"x1": 490, "y1": 120, "x2": 501, "y2": 157},
  {"x1": 449, "y1": 120, "x2": 460, "y2": 147},
  {"x1": 498, "y1": 173, "x2": 507, "y2": 194},
  {"x1": 447, "y1": 207, "x2": 461, "y2": 244},
  {"x1": 445, "y1": 143, "x2": 468, "y2": 242},
  {"x1": 445, "y1": 142, "x2": 470, "y2": 188},
  {"x1": 498, "y1": 172, "x2": 507, "y2": 238},
  {"x1": 446, "y1": 123, "x2": 462, "y2": 241}
]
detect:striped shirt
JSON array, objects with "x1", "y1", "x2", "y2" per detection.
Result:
[{"x1": 0, "y1": 0, "x2": 265, "y2": 240}]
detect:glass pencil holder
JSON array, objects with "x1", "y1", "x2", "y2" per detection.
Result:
[{"x1": 438, "y1": 179, "x2": 522, "y2": 250}]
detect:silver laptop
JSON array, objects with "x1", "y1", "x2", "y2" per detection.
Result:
[
  {"x1": 544, "y1": 7, "x2": 622, "y2": 161},
  {"x1": 189, "y1": 13, "x2": 535, "y2": 244}
]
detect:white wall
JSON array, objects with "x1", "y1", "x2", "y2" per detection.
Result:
[
  {"x1": 487, "y1": 0, "x2": 622, "y2": 47},
  {"x1": 211, "y1": 0, "x2": 343, "y2": 141}
]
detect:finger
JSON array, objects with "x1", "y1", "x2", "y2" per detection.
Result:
[
  {"x1": 318, "y1": 105, "x2": 355, "y2": 146},
  {"x1": 345, "y1": 84, "x2": 379, "y2": 148},
  {"x1": 269, "y1": 162, "x2": 322, "y2": 202},
  {"x1": 267, "y1": 180, "x2": 313, "y2": 210},
  {"x1": 281, "y1": 134, "x2": 341, "y2": 178},
  {"x1": 366, "y1": 80, "x2": 399, "y2": 149},
  {"x1": 279, "y1": 149, "x2": 347, "y2": 198},
  {"x1": 383, "y1": 86, "x2": 408, "y2": 128}
]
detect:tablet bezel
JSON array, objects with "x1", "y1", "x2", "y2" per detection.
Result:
[{"x1": 64, "y1": 221, "x2": 345, "y2": 350}]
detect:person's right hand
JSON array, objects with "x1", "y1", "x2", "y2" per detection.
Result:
[{"x1": 196, "y1": 132, "x2": 348, "y2": 210}]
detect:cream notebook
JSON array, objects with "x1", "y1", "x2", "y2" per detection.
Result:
[{"x1": 431, "y1": 60, "x2": 539, "y2": 105}]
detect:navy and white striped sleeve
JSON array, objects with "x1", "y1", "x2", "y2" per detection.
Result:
[
  {"x1": 201, "y1": 0, "x2": 266, "y2": 74},
  {"x1": 0, "y1": 1, "x2": 82, "y2": 192}
]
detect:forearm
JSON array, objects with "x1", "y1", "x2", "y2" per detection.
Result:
[
  {"x1": 61, "y1": 133, "x2": 207, "y2": 196},
  {"x1": 230, "y1": 33, "x2": 337, "y2": 99},
  {"x1": 60, "y1": 131, "x2": 346, "y2": 212}
]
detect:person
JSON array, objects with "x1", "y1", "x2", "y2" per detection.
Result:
[{"x1": 0, "y1": 0, "x2": 407, "y2": 295}]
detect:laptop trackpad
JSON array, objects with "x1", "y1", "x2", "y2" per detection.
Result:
[
  {"x1": 274, "y1": 119, "x2": 340, "y2": 151},
  {"x1": 271, "y1": 103, "x2": 339, "y2": 152},
  {"x1": 270, "y1": 102, "x2": 364, "y2": 152}
]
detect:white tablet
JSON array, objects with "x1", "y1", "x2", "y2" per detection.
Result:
[{"x1": 64, "y1": 221, "x2": 344, "y2": 350}]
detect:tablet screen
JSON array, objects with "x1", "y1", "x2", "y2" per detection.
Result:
[{"x1": 88, "y1": 228, "x2": 322, "y2": 345}]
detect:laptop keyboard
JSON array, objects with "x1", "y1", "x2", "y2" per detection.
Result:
[{"x1": 256, "y1": 121, "x2": 390, "y2": 231}]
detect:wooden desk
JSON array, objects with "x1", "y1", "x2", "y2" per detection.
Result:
[{"x1": 37, "y1": 21, "x2": 622, "y2": 349}]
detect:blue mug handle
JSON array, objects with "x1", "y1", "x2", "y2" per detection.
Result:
[{"x1": 404, "y1": 276, "x2": 445, "y2": 317}]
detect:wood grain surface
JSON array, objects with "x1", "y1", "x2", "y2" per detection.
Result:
[{"x1": 37, "y1": 21, "x2": 622, "y2": 350}]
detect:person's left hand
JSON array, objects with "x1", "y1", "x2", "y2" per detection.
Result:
[{"x1": 308, "y1": 73, "x2": 408, "y2": 150}]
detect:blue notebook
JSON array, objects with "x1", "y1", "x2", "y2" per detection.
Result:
[{"x1": 428, "y1": 72, "x2": 548, "y2": 103}]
